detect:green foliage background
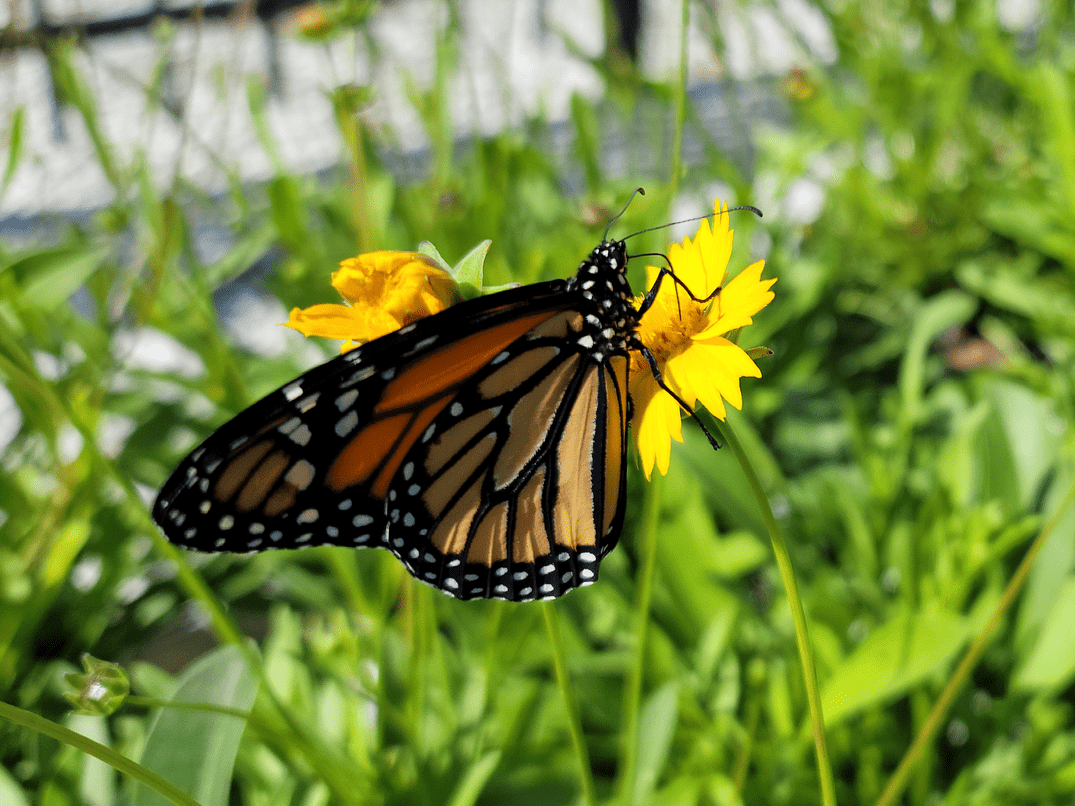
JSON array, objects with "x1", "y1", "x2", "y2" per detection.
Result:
[{"x1": 1, "y1": 1, "x2": 1074, "y2": 805}]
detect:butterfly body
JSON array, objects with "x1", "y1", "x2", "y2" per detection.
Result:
[{"x1": 154, "y1": 239, "x2": 641, "y2": 601}]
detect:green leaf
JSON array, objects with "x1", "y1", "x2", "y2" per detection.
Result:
[
  {"x1": 417, "y1": 241, "x2": 451, "y2": 272},
  {"x1": 133, "y1": 645, "x2": 258, "y2": 806},
  {"x1": 1017, "y1": 466, "x2": 1075, "y2": 652},
  {"x1": 821, "y1": 606, "x2": 970, "y2": 724},
  {"x1": 267, "y1": 176, "x2": 308, "y2": 252},
  {"x1": 974, "y1": 401, "x2": 1023, "y2": 516},
  {"x1": 69, "y1": 714, "x2": 117, "y2": 806},
  {"x1": 419, "y1": 239, "x2": 495, "y2": 301},
  {"x1": 985, "y1": 379, "x2": 1059, "y2": 509},
  {"x1": 898, "y1": 290, "x2": 976, "y2": 429},
  {"x1": 1013, "y1": 577, "x2": 1075, "y2": 692},
  {"x1": 450, "y1": 239, "x2": 491, "y2": 299},
  {"x1": 632, "y1": 682, "x2": 679, "y2": 805},
  {"x1": 447, "y1": 750, "x2": 502, "y2": 806},
  {"x1": 5, "y1": 246, "x2": 110, "y2": 309}
]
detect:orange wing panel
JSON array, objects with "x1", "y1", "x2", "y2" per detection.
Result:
[
  {"x1": 374, "y1": 311, "x2": 560, "y2": 413},
  {"x1": 326, "y1": 412, "x2": 412, "y2": 492}
]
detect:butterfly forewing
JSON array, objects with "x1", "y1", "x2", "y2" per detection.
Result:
[
  {"x1": 154, "y1": 282, "x2": 569, "y2": 554},
  {"x1": 153, "y1": 238, "x2": 638, "y2": 601}
]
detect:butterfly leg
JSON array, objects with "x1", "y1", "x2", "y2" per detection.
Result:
[
  {"x1": 636, "y1": 264, "x2": 721, "y2": 319},
  {"x1": 635, "y1": 343, "x2": 721, "y2": 450}
]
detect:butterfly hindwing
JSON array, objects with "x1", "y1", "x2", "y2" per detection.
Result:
[{"x1": 381, "y1": 311, "x2": 630, "y2": 600}]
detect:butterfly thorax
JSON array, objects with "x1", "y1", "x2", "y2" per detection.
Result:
[{"x1": 564, "y1": 239, "x2": 638, "y2": 363}]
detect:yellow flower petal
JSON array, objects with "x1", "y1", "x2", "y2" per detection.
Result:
[
  {"x1": 716, "y1": 260, "x2": 776, "y2": 318},
  {"x1": 693, "y1": 262, "x2": 774, "y2": 340},
  {"x1": 629, "y1": 199, "x2": 776, "y2": 475},
  {"x1": 632, "y1": 371, "x2": 684, "y2": 480}
]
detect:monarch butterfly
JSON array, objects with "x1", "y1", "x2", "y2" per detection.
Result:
[{"x1": 152, "y1": 200, "x2": 759, "y2": 601}]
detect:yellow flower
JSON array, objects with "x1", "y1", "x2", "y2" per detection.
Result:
[
  {"x1": 630, "y1": 201, "x2": 777, "y2": 479},
  {"x1": 285, "y1": 251, "x2": 461, "y2": 351}
]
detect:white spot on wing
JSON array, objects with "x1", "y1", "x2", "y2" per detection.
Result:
[
  {"x1": 344, "y1": 367, "x2": 375, "y2": 386},
  {"x1": 335, "y1": 411, "x2": 358, "y2": 437},
  {"x1": 335, "y1": 390, "x2": 358, "y2": 411},
  {"x1": 290, "y1": 424, "x2": 312, "y2": 446},
  {"x1": 278, "y1": 417, "x2": 302, "y2": 435}
]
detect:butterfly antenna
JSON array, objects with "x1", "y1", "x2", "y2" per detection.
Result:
[
  {"x1": 623, "y1": 204, "x2": 763, "y2": 242},
  {"x1": 604, "y1": 188, "x2": 646, "y2": 242}
]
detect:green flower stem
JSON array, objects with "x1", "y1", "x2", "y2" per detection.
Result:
[
  {"x1": 0, "y1": 699, "x2": 201, "y2": 806},
  {"x1": 874, "y1": 475, "x2": 1075, "y2": 806},
  {"x1": 617, "y1": 471, "x2": 662, "y2": 806},
  {"x1": 714, "y1": 418, "x2": 837, "y2": 806},
  {"x1": 542, "y1": 602, "x2": 596, "y2": 806}
]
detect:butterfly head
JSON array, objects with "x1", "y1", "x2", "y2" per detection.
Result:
[{"x1": 561, "y1": 238, "x2": 639, "y2": 362}]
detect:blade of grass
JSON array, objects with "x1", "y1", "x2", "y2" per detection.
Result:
[
  {"x1": 669, "y1": 0, "x2": 690, "y2": 193},
  {"x1": 542, "y1": 601, "x2": 596, "y2": 806},
  {"x1": 616, "y1": 471, "x2": 662, "y2": 806},
  {"x1": 1, "y1": 106, "x2": 25, "y2": 202}
]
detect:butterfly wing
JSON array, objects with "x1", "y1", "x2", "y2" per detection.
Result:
[
  {"x1": 382, "y1": 309, "x2": 629, "y2": 600},
  {"x1": 152, "y1": 280, "x2": 628, "y2": 600}
]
